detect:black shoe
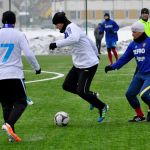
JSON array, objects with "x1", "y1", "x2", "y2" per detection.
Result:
[
  {"x1": 128, "y1": 116, "x2": 145, "y2": 122},
  {"x1": 146, "y1": 111, "x2": 150, "y2": 122}
]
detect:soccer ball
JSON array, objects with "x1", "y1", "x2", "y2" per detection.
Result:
[{"x1": 54, "y1": 111, "x2": 70, "y2": 126}]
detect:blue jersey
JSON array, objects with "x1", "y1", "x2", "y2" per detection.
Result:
[
  {"x1": 99, "y1": 19, "x2": 119, "y2": 43},
  {"x1": 112, "y1": 37, "x2": 150, "y2": 73}
]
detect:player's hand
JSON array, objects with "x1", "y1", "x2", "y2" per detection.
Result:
[
  {"x1": 49, "y1": 43, "x2": 57, "y2": 50},
  {"x1": 35, "y1": 68, "x2": 41, "y2": 74},
  {"x1": 105, "y1": 65, "x2": 113, "y2": 73}
]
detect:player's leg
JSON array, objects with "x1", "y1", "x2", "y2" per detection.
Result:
[
  {"x1": 111, "y1": 43, "x2": 118, "y2": 61},
  {"x1": 62, "y1": 66, "x2": 78, "y2": 94},
  {"x1": 23, "y1": 78, "x2": 33, "y2": 105},
  {"x1": 76, "y1": 64, "x2": 108, "y2": 122},
  {"x1": 1, "y1": 79, "x2": 27, "y2": 142},
  {"x1": 139, "y1": 74, "x2": 150, "y2": 121},
  {"x1": 1, "y1": 101, "x2": 14, "y2": 131},
  {"x1": 125, "y1": 74, "x2": 145, "y2": 122},
  {"x1": 106, "y1": 42, "x2": 113, "y2": 64},
  {"x1": 97, "y1": 39, "x2": 101, "y2": 54},
  {"x1": 99, "y1": 39, "x2": 102, "y2": 54}
]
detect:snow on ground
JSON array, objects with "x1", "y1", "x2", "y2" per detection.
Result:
[{"x1": 22, "y1": 26, "x2": 132, "y2": 55}]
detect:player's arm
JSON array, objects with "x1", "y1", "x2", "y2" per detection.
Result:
[
  {"x1": 19, "y1": 34, "x2": 41, "y2": 74},
  {"x1": 112, "y1": 21, "x2": 119, "y2": 33},
  {"x1": 49, "y1": 25, "x2": 80, "y2": 50},
  {"x1": 105, "y1": 44, "x2": 134, "y2": 73}
]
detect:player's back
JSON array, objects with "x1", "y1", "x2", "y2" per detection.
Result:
[{"x1": 0, "y1": 28, "x2": 26, "y2": 79}]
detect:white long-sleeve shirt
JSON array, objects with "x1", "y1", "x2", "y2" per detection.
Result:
[
  {"x1": 0, "y1": 27, "x2": 40, "y2": 80},
  {"x1": 56, "y1": 23, "x2": 99, "y2": 68}
]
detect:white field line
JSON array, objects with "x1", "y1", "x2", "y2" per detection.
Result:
[{"x1": 24, "y1": 70, "x2": 64, "y2": 84}]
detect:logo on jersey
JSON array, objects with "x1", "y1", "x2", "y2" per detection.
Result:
[
  {"x1": 64, "y1": 27, "x2": 72, "y2": 39},
  {"x1": 133, "y1": 48, "x2": 145, "y2": 55}
]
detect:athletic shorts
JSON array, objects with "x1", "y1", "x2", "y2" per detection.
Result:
[
  {"x1": 106, "y1": 41, "x2": 117, "y2": 48},
  {"x1": 0, "y1": 79, "x2": 27, "y2": 102}
]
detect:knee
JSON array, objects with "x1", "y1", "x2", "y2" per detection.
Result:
[
  {"x1": 15, "y1": 98, "x2": 27, "y2": 108},
  {"x1": 125, "y1": 91, "x2": 134, "y2": 100},
  {"x1": 62, "y1": 83, "x2": 69, "y2": 91},
  {"x1": 77, "y1": 88, "x2": 86, "y2": 97},
  {"x1": 141, "y1": 92, "x2": 149, "y2": 101},
  {"x1": 107, "y1": 48, "x2": 111, "y2": 52}
]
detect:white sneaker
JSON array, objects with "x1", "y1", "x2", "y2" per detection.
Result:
[{"x1": 26, "y1": 97, "x2": 34, "y2": 105}]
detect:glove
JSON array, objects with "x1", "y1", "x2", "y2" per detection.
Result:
[
  {"x1": 36, "y1": 68, "x2": 41, "y2": 74},
  {"x1": 49, "y1": 43, "x2": 57, "y2": 50},
  {"x1": 105, "y1": 65, "x2": 113, "y2": 73}
]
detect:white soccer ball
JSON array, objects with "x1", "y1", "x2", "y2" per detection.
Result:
[{"x1": 54, "y1": 111, "x2": 70, "y2": 126}]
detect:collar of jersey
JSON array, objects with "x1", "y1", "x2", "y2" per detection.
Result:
[{"x1": 3, "y1": 24, "x2": 14, "y2": 28}]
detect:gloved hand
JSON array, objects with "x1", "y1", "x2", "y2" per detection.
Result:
[
  {"x1": 49, "y1": 43, "x2": 57, "y2": 50},
  {"x1": 105, "y1": 65, "x2": 113, "y2": 73},
  {"x1": 36, "y1": 68, "x2": 41, "y2": 74}
]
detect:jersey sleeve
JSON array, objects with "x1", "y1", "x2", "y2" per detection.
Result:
[
  {"x1": 112, "y1": 21, "x2": 119, "y2": 33},
  {"x1": 19, "y1": 33, "x2": 40, "y2": 71}
]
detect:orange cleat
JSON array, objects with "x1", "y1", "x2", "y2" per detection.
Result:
[{"x1": 2, "y1": 123, "x2": 21, "y2": 142}]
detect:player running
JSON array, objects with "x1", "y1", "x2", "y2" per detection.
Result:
[{"x1": 49, "y1": 12, "x2": 108, "y2": 123}]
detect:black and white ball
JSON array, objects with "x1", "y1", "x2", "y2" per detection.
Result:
[{"x1": 54, "y1": 111, "x2": 70, "y2": 126}]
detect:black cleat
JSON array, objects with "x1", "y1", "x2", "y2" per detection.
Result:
[{"x1": 128, "y1": 116, "x2": 145, "y2": 122}]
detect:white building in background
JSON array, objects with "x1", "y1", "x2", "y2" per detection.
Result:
[{"x1": 51, "y1": 0, "x2": 150, "y2": 25}]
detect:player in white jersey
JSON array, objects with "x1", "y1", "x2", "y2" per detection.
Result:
[
  {"x1": 0, "y1": 11, "x2": 41, "y2": 142},
  {"x1": 49, "y1": 12, "x2": 108, "y2": 123}
]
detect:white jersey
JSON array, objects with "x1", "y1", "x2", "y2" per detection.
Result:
[
  {"x1": 0, "y1": 27, "x2": 40, "y2": 80},
  {"x1": 56, "y1": 23, "x2": 99, "y2": 68}
]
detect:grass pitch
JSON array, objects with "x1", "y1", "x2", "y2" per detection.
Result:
[{"x1": 0, "y1": 55, "x2": 149, "y2": 150}]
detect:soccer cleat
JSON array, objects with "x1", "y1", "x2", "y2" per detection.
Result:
[
  {"x1": 8, "y1": 137, "x2": 15, "y2": 142},
  {"x1": 2, "y1": 123, "x2": 21, "y2": 142},
  {"x1": 146, "y1": 111, "x2": 150, "y2": 122},
  {"x1": 90, "y1": 104, "x2": 94, "y2": 110},
  {"x1": 89, "y1": 92, "x2": 99, "y2": 110},
  {"x1": 26, "y1": 97, "x2": 34, "y2": 105},
  {"x1": 98, "y1": 104, "x2": 109, "y2": 122},
  {"x1": 128, "y1": 116, "x2": 145, "y2": 122}
]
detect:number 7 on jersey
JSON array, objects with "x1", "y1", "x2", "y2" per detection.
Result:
[{"x1": 1, "y1": 44, "x2": 14, "y2": 63}]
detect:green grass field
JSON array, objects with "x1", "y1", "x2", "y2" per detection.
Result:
[{"x1": 0, "y1": 55, "x2": 150, "y2": 150}]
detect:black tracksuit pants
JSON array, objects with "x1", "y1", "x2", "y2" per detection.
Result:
[
  {"x1": 62, "y1": 64, "x2": 105, "y2": 110},
  {"x1": 0, "y1": 79, "x2": 27, "y2": 132}
]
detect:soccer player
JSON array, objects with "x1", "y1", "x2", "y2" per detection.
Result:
[
  {"x1": 49, "y1": 12, "x2": 108, "y2": 123},
  {"x1": 99, "y1": 13, "x2": 119, "y2": 64},
  {"x1": 139, "y1": 8, "x2": 150, "y2": 37},
  {"x1": 134, "y1": 8, "x2": 150, "y2": 75},
  {"x1": 105, "y1": 21, "x2": 150, "y2": 122},
  {"x1": 94, "y1": 23, "x2": 104, "y2": 54},
  {"x1": 0, "y1": 11, "x2": 41, "y2": 142}
]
